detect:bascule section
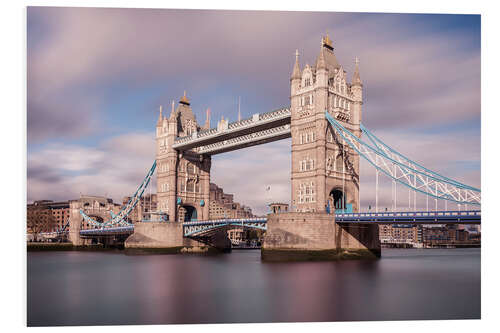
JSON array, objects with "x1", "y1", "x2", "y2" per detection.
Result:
[{"x1": 289, "y1": 34, "x2": 362, "y2": 214}]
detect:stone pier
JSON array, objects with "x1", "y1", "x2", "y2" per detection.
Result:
[{"x1": 262, "y1": 212, "x2": 380, "y2": 261}]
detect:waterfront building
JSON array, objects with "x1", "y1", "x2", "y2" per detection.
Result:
[
  {"x1": 379, "y1": 224, "x2": 419, "y2": 248},
  {"x1": 209, "y1": 183, "x2": 255, "y2": 219},
  {"x1": 27, "y1": 200, "x2": 70, "y2": 233}
]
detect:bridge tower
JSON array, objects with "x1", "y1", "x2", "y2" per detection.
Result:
[
  {"x1": 156, "y1": 92, "x2": 211, "y2": 222},
  {"x1": 290, "y1": 34, "x2": 362, "y2": 214}
]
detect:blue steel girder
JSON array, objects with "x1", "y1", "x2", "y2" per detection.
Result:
[
  {"x1": 325, "y1": 111, "x2": 481, "y2": 206},
  {"x1": 183, "y1": 218, "x2": 267, "y2": 237},
  {"x1": 79, "y1": 161, "x2": 157, "y2": 228},
  {"x1": 172, "y1": 107, "x2": 291, "y2": 155},
  {"x1": 335, "y1": 210, "x2": 481, "y2": 224}
]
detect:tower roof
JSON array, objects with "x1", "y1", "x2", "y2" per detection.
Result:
[
  {"x1": 315, "y1": 34, "x2": 340, "y2": 74},
  {"x1": 180, "y1": 90, "x2": 190, "y2": 105}
]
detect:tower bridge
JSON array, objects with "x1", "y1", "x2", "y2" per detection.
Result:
[{"x1": 66, "y1": 34, "x2": 480, "y2": 260}]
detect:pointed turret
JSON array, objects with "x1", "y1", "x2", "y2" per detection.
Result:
[
  {"x1": 352, "y1": 57, "x2": 362, "y2": 86},
  {"x1": 169, "y1": 100, "x2": 176, "y2": 120},
  {"x1": 316, "y1": 42, "x2": 327, "y2": 70},
  {"x1": 204, "y1": 108, "x2": 211, "y2": 129},
  {"x1": 291, "y1": 49, "x2": 301, "y2": 80},
  {"x1": 156, "y1": 105, "x2": 163, "y2": 127}
]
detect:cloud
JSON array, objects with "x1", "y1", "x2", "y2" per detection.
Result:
[
  {"x1": 28, "y1": 9, "x2": 480, "y2": 142},
  {"x1": 27, "y1": 132, "x2": 156, "y2": 203},
  {"x1": 26, "y1": 8, "x2": 480, "y2": 214}
]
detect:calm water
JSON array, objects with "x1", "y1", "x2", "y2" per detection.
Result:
[{"x1": 27, "y1": 248, "x2": 480, "y2": 326}]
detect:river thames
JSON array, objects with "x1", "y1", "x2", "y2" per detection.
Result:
[{"x1": 27, "y1": 248, "x2": 480, "y2": 326}]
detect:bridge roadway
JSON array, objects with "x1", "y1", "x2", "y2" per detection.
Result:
[{"x1": 77, "y1": 210, "x2": 481, "y2": 237}]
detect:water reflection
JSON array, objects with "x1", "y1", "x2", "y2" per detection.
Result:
[{"x1": 27, "y1": 248, "x2": 480, "y2": 326}]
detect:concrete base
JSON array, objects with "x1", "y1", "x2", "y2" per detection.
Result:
[
  {"x1": 124, "y1": 222, "x2": 230, "y2": 253},
  {"x1": 262, "y1": 212, "x2": 380, "y2": 261}
]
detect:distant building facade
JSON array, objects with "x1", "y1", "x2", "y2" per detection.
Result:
[
  {"x1": 27, "y1": 200, "x2": 70, "y2": 234},
  {"x1": 209, "y1": 183, "x2": 254, "y2": 219},
  {"x1": 122, "y1": 193, "x2": 158, "y2": 223},
  {"x1": 379, "y1": 223, "x2": 480, "y2": 248}
]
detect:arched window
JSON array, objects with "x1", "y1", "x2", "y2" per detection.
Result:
[{"x1": 187, "y1": 163, "x2": 195, "y2": 175}]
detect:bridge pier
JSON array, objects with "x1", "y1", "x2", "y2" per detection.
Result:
[
  {"x1": 262, "y1": 212, "x2": 380, "y2": 261},
  {"x1": 68, "y1": 201, "x2": 84, "y2": 246}
]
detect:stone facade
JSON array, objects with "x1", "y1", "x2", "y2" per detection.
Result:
[
  {"x1": 68, "y1": 195, "x2": 121, "y2": 245},
  {"x1": 27, "y1": 200, "x2": 70, "y2": 234},
  {"x1": 156, "y1": 93, "x2": 211, "y2": 222},
  {"x1": 262, "y1": 212, "x2": 380, "y2": 260},
  {"x1": 290, "y1": 34, "x2": 362, "y2": 214}
]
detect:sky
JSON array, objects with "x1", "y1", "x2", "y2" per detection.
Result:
[{"x1": 27, "y1": 7, "x2": 481, "y2": 215}]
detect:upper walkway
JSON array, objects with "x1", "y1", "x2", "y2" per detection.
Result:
[{"x1": 172, "y1": 107, "x2": 291, "y2": 155}]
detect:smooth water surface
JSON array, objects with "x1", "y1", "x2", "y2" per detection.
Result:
[{"x1": 27, "y1": 248, "x2": 480, "y2": 326}]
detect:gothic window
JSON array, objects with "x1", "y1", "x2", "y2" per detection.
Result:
[
  {"x1": 180, "y1": 180, "x2": 185, "y2": 192},
  {"x1": 334, "y1": 96, "x2": 338, "y2": 108},
  {"x1": 186, "y1": 180, "x2": 194, "y2": 192},
  {"x1": 310, "y1": 95, "x2": 313, "y2": 104},
  {"x1": 187, "y1": 163, "x2": 195, "y2": 175},
  {"x1": 300, "y1": 134, "x2": 303, "y2": 144}
]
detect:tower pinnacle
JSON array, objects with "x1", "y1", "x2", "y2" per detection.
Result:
[
  {"x1": 157, "y1": 105, "x2": 163, "y2": 126},
  {"x1": 352, "y1": 57, "x2": 362, "y2": 86},
  {"x1": 291, "y1": 49, "x2": 301, "y2": 80},
  {"x1": 169, "y1": 100, "x2": 176, "y2": 120}
]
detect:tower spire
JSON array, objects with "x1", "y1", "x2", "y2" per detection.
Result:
[
  {"x1": 317, "y1": 43, "x2": 327, "y2": 70},
  {"x1": 169, "y1": 100, "x2": 176, "y2": 120},
  {"x1": 352, "y1": 57, "x2": 362, "y2": 86},
  {"x1": 205, "y1": 108, "x2": 211, "y2": 129},
  {"x1": 157, "y1": 105, "x2": 163, "y2": 126},
  {"x1": 291, "y1": 49, "x2": 301, "y2": 80}
]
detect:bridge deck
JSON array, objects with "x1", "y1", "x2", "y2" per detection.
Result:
[{"x1": 78, "y1": 211, "x2": 481, "y2": 237}]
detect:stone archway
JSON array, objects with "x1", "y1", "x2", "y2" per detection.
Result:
[
  {"x1": 329, "y1": 188, "x2": 346, "y2": 211},
  {"x1": 179, "y1": 205, "x2": 198, "y2": 222}
]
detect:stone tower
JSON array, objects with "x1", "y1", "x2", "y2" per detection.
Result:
[
  {"x1": 156, "y1": 92, "x2": 211, "y2": 222},
  {"x1": 290, "y1": 34, "x2": 362, "y2": 213}
]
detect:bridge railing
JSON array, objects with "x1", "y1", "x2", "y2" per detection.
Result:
[{"x1": 173, "y1": 107, "x2": 291, "y2": 146}]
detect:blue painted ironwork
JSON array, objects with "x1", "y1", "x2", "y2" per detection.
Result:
[
  {"x1": 183, "y1": 218, "x2": 268, "y2": 237},
  {"x1": 80, "y1": 225, "x2": 134, "y2": 237},
  {"x1": 79, "y1": 161, "x2": 157, "y2": 227},
  {"x1": 325, "y1": 111, "x2": 480, "y2": 205},
  {"x1": 77, "y1": 210, "x2": 480, "y2": 239},
  {"x1": 335, "y1": 210, "x2": 481, "y2": 224}
]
